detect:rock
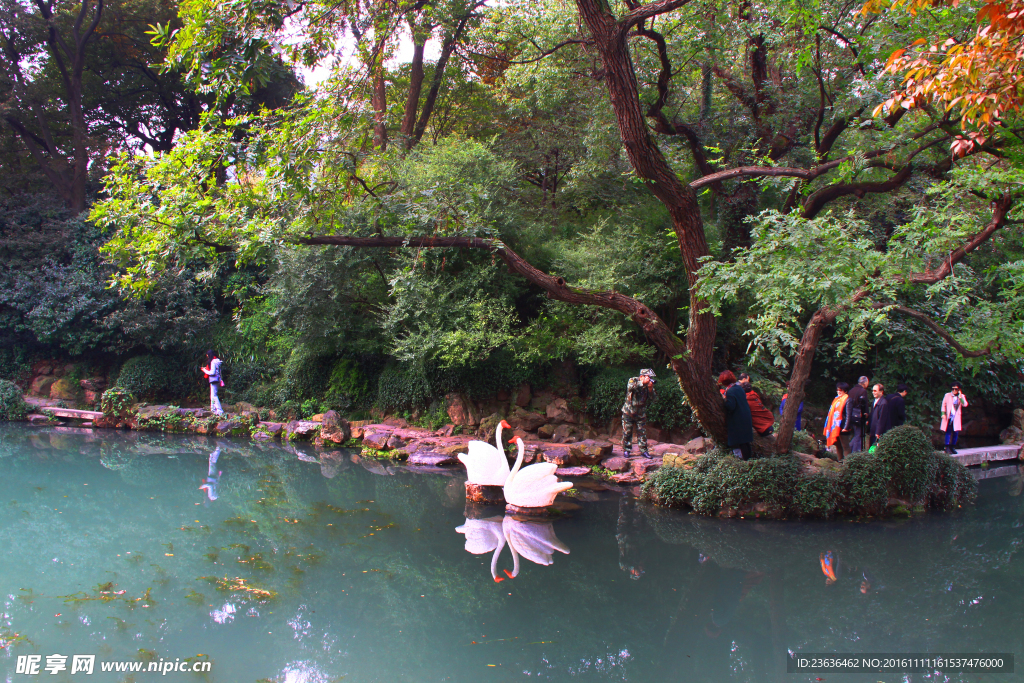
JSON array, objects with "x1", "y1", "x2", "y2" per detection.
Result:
[
  {"x1": 83, "y1": 390, "x2": 100, "y2": 405},
  {"x1": 574, "y1": 440, "x2": 612, "y2": 464},
  {"x1": 663, "y1": 452, "x2": 699, "y2": 469},
  {"x1": 408, "y1": 452, "x2": 459, "y2": 467},
  {"x1": 552, "y1": 424, "x2": 574, "y2": 442},
  {"x1": 1000, "y1": 426, "x2": 1024, "y2": 444},
  {"x1": 529, "y1": 391, "x2": 556, "y2": 413},
  {"x1": 363, "y1": 430, "x2": 393, "y2": 450},
  {"x1": 349, "y1": 420, "x2": 371, "y2": 439},
  {"x1": 476, "y1": 413, "x2": 502, "y2": 440},
  {"x1": 631, "y1": 457, "x2": 661, "y2": 478},
  {"x1": 537, "y1": 423, "x2": 556, "y2": 440},
  {"x1": 258, "y1": 422, "x2": 284, "y2": 435},
  {"x1": 545, "y1": 397, "x2": 576, "y2": 423},
  {"x1": 252, "y1": 430, "x2": 274, "y2": 442},
  {"x1": 233, "y1": 401, "x2": 256, "y2": 414},
  {"x1": 514, "y1": 383, "x2": 532, "y2": 408},
  {"x1": 445, "y1": 393, "x2": 480, "y2": 426},
  {"x1": 32, "y1": 361, "x2": 54, "y2": 376},
  {"x1": 30, "y1": 376, "x2": 57, "y2": 397},
  {"x1": 320, "y1": 411, "x2": 350, "y2": 444},
  {"x1": 1014, "y1": 408, "x2": 1024, "y2": 431},
  {"x1": 683, "y1": 436, "x2": 710, "y2": 454},
  {"x1": 79, "y1": 377, "x2": 106, "y2": 392},
  {"x1": 601, "y1": 456, "x2": 630, "y2": 473},
  {"x1": 434, "y1": 425, "x2": 455, "y2": 437},
  {"x1": 509, "y1": 408, "x2": 546, "y2": 432},
  {"x1": 216, "y1": 419, "x2": 245, "y2": 435},
  {"x1": 383, "y1": 416, "x2": 410, "y2": 428},
  {"x1": 385, "y1": 434, "x2": 407, "y2": 450},
  {"x1": 310, "y1": 413, "x2": 324, "y2": 422},
  {"x1": 505, "y1": 503, "x2": 557, "y2": 516},
  {"x1": 49, "y1": 378, "x2": 81, "y2": 401},
  {"x1": 646, "y1": 426, "x2": 664, "y2": 442},
  {"x1": 283, "y1": 420, "x2": 320, "y2": 440},
  {"x1": 611, "y1": 472, "x2": 640, "y2": 484},
  {"x1": 137, "y1": 405, "x2": 173, "y2": 419},
  {"x1": 541, "y1": 445, "x2": 576, "y2": 466},
  {"x1": 555, "y1": 466, "x2": 591, "y2": 477},
  {"x1": 27, "y1": 414, "x2": 52, "y2": 425},
  {"x1": 465, "y1": 482, "x2": 506, "y2": 505},
  {"x1": 496, "y1": 388, "x2": 511, "y2": 401},
  {"x1": 512, "y1": 428, "x2": 529, "y2": 441}
]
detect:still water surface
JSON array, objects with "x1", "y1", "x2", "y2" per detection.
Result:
[{"x1": 0, "y1": 424, "x2": 1022, "y2": 682}]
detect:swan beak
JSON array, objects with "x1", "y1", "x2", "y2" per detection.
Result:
[
  {"x1": 500, "y1": 420, "x2": 512, "y2": 429},
  {"x1": 494, "y1": 577, "x2": 504, "y2": 583},
  {"x1": 503, "y1": 569, "x2": 514, "y2": 579}
]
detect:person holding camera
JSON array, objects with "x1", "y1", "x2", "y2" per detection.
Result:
[
  {"x1": 941, "y1": 382, "x2": 969, "y2": 454},
  {"x1": 621, "y1": 368, "x2": 657, "y2": 459}
]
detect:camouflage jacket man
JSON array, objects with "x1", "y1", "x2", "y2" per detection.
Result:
[{"x1": 621, "y1": 372, "x2": 657, "y2": 419}]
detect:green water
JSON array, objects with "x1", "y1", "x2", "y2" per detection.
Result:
[{"x1": 0, "y1": 424, "x2": 1021, "y2": 682}]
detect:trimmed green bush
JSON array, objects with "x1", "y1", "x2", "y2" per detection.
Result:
[
  {"x1": 874, "y1": 425, "x2": 935, "y2": 501},
  {"x1": 101, "y1": 387, "x2": 135, "y2": 418},
  {"x1": 837, "y1": 453, "x2": 890, "y2": 515},
  {"x1": 0, "y1": 380, "x2": 28, "y2": 421},
  {"x1": 928, "y1": 451, "x2": 978, "y2": 510},
  {"x1": 793, "y1": 470, "x2": 840, "y2": 517}
]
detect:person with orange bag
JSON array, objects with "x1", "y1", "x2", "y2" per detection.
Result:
[{"x1": 824, "y1": 382, "x2": 851, "y2": 460}]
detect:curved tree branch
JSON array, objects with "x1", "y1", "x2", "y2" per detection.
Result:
[{"x1": 880, "y1": 304, "x2": 997, "y2": 358}]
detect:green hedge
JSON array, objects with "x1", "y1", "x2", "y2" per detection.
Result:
[
  {"x1": 585, "y1": 367, "x2": 694, "y2": 431},
  {"x1": 0, "y1": 380, "x2": 28, "y2": 421},
  {"x1": 644, "y1": 432, "x2": 975, "y2": 519}
]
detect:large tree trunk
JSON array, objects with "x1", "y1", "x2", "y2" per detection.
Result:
[
  {"x1": 774, "y1": 308, "x2": 837, "y2": 453},
  {"x1": 574, "y1": 0, "x2": 726, "y2": 440}
]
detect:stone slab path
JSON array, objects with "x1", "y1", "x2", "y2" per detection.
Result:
[{"x1": 950, "y1": 444, "x2": 1021, "y2": 467}]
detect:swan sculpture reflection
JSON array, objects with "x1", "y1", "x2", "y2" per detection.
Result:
[
  {"x1": 455, "y1": 514, "x2": 570, "y2": 581},
  {"x1": 459, "y1": 419, "x2": 512, "y2": 486},
  {"x1": 503, "y1": 436, "x2": 573, "y2": 509}
]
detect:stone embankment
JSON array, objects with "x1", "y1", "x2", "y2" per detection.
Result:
[{"x1": 22, "y1": 397, "x2": 716, "y2": 486}]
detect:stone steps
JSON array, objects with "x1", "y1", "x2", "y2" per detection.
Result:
[
  {"x1": 39, "y1": 407, "x2": 103, "y2": 420},
  {"x1": 949, "y1": 444, "x2": 1021, "y2": 467}
]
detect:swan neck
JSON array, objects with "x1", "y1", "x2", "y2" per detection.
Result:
[
  {"x1": 495, "y1": 420, "x2": 504, "y2": 449},
  {"x1": 505, "y1": 439, "x2": 525, "y2": 486}
]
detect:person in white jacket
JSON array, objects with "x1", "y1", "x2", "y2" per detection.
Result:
[
  {"x1": 940, "y1": 382, "x2": 968, "y2": 454},
  {"x1": 202, "y1": 350, "x2": 225, "y2": 416}
]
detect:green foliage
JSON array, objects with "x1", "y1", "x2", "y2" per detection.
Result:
[
  {"x1": 837, "y1": 453, "x2": 891, "y2": 515},
  {"x1": 0, "y1": 380, "x2": 28, "y2": 421},
  {"x1": 874, "y1": 425, "x2": 936, "y2": 500},
  {"x1": 793, "y1": 470, "x2": 841, "y2": 517},
  {"x1": 101, "y1": 387, "x2": 135, "y2": 418},
  {"x1": 927, "y1": 451, "x2": 978, "y2": 510},
  {"x1": 375, "y1": 364, "x2": 432, "y2": 413},
  {"x1": 114, "y1": 356, "x2": 196, "y2": 401},
  {"x1": 585, "y1": 367, "x2": 694, "y2": 430}
]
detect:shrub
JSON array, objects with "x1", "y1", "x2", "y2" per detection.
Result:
[
  {"x1": 838, "y1": 453, "x2": 890, "y2": 515},
  {"x1": 376, "y1": 364, "x2": 432, "y2": 412},
  {"x1": 0, "y1": 380, "x2": 28, "y2": 421},
  {"x1": 874, "y1": 425, "x2": 935, "y2": 501},
  {"x1": 101, "y1": 387, "x2": 135, "y2": 417},
  {"x1": 927, "y1": 451, "x2": 977, "y2": 510},
  {"x1": 793, "y1": 470, "x2": 840, "y2": 517},
  {"x1": 114, "y1": 355, "x2": 195, "y2": 400}
]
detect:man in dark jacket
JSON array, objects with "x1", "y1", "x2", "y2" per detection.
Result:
[
  {"x1": 868, "y1": 383, "x2": 891, "y2": 447},
  {"x1": 884, "y1": 384, "x2": 908, "y2": 428},
  {"x1": 845, "y1": 376, "x2": 870, "y2": 452},
  {"x1": 720, "y1": 371, "x2": 754, "y2": 460}
]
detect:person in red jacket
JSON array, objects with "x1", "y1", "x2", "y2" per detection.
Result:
[{"x1": 738, "y1": 373, "x2": 776, "y2": 436}]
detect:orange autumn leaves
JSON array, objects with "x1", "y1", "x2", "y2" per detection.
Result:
[{"x1": 865, "y1": 0, "x2": 1024, "y2": 154}]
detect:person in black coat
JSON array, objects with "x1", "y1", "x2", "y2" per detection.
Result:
[
  {"x1": 845, "y1": 376, "x2": 870, "y2": 452},
  {"x1": 868, "y1": 383, "x2": 891, "y2": 447},
  {"x1": 884, "y1": 384, "x2": 908, "y2": 429},
  {"x1": 719, "y1": 370, "x2": 753, "y2": 460}
]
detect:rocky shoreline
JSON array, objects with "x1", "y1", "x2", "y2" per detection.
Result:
[{"x1": 21, "y1": 395, "x2": 714, "y2": 488}]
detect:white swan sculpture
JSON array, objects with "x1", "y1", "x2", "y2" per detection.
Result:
[
  {"x1": 455, "y1": 516, "x2": 511, "y2": 582},
  {"x1": 501, "y1": 515, "x2": 570, "y2": 578},
  {"x1": 503, "y1": 436, "x2": 573, "y2": 509},
  {"x1": 459, "y1": 419, "x2": 512, "y2": 486},
  {"x1": 455, "y1": 515, "x2": 570, "y2": 581}
]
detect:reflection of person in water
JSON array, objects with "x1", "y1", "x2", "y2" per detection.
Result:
[
  {"x1": 198, "y1": 447, "x2": 222, "y2": 502},
  {"x1": 616, "y1": 495, "x2": 646, "y2": 580},
  {"x1": 821, "y1": 550, "x2": 881, "y2": 594}
]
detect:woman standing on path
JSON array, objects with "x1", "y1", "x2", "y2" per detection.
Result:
[
  {"x1": 720, "y1": 371, "x2": 753, "y2": 460},
  {"x1": 202, "y1": 350, "x2": 225, "y2": 416},
  {"x1": 941, "y1": 382, "x2": 968, "y2": 454}
]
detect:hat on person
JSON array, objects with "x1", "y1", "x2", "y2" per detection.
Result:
[{"x1": 640, "y1": 369, "x2": 657, "y2": 380}]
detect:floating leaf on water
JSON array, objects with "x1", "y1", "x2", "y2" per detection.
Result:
[{"x1": 184, "y1": 590, "x2": 205, "y2": 604}]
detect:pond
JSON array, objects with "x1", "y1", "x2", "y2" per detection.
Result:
[{"x1": 0, "y1": 424, "x2": 1021, "y2": 682}]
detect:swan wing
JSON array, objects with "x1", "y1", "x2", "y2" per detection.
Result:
[
  {"x1": 506, "y1": 462, "x2": 559, "y2": 486},
  {"x1": 503, "y1": 517, "x2": 570, "y2": 565},
  {"x1": 505, "y1": 477, "x2": 573, "y2": 508},
  {"x1": 455, "y1": 518, "x2": 504, "y2": 554},
  {"x1": 460, "y1": 441, "x2": 509, "y2": 486}
]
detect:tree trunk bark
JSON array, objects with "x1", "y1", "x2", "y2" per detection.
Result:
[
  {"x1": 573, "y1": 0, "x2": 725, "y2": 441},
  {"x1": 399, "y1": 19, "x2": 426, "y2": 142},
  {"x1": 775, "y1": 308, "x2": 836, "y2": 453}
]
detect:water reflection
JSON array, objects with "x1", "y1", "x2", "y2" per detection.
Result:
[
  {"x1": 199, "y1": 446, "x2": 222, "y2": 502},
  {"x1": 455, "y1": 514, "x2": 570, "y2": 581}
]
